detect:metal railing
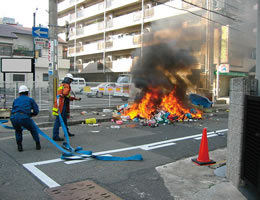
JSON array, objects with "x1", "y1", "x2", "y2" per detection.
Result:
[{"x1": 0, "y1": 81, "x2": 124, "y2": 111}]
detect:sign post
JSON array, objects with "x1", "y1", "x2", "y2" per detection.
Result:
[
  {"x1": 32, "y1": 27, "x2": 49, "y2": 38},
  {"x1": 32, "y1": 26, "x2": 49, "y2": 100}
]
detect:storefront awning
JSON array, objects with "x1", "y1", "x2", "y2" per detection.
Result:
[{"x1": 214, "y1": 71, "x2": 247, "y2": 77}]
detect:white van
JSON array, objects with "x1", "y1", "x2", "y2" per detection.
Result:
[
  {"x1": 70, "y1": 77, "x2": 86, "y2": 93},
  {"x1": 113, "y1": 74, "x2": 141, "y2": 101},
  {"x1": 113, "y1": 74, "x2": 132, "y2": 101}
]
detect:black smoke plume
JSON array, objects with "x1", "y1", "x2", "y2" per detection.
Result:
[{"x1": 131, "y1": 42, "x2": 199, "y2": 105}]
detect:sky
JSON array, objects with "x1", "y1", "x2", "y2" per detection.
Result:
[{"x1": 0, "y1": 0, "x2": 49, "y2": 28}]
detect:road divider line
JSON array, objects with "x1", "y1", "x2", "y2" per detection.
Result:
[
  {"x1": 194, "y1": 129, "x2": 228, "y2": 140},
  {"x1": 194, "y1": 134, "x2": 218, "y2": 140},
  {"x1": 141, "y1": 143, "x2": 176, "y2": 150}
]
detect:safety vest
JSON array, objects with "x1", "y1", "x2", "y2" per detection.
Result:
[{"x1": 52, "y1": 83, "x2": 72, "y2": 116}]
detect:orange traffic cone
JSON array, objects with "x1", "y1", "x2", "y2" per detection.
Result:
[{"x1": 192, "y1": 128, "x2": 216, "y2": 166}]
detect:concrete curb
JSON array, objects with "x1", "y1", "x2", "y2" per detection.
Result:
[{"x1": 36, "y1": 117, "x2": 112, "y2": 128}]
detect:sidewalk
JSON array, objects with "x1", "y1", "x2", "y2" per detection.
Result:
[{"x1": 156, "y1": 148, "x2": 250, "y2": 200}]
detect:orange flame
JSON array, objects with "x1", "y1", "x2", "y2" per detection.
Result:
[{"x1": 123, "y1": 88, "x2": 202, "y2": 120}]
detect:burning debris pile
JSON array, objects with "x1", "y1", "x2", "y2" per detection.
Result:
[{"x1": 119, "y1": 42, "x2": 203, "y2": 126}]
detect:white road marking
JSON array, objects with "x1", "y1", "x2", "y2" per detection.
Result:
[
  {"x1": 0, "y1": 136, "x2": 15, "y2": 141},
  {"x1": 23, "y1": 159, "x2": 61, "y2": 188},
  {"x1": 0, "y1": 133, "x2": 31, "y2": 141},
  {"x1": 194, "y1": 129, "x2": 228, "y2": 140},
  {"x1": 141, "y1": 142, "x2": 176, "y2": 150},
  {"x1": 64, "y1": 154, "x2": 112, "y2": 165},
  {"x1": 194, "y1": 134, "x2": 218, "y2": 140},
  {"x1": 23, "y1": 128, "x2": 228, "y2": 188}
]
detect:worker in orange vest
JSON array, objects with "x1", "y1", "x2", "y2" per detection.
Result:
[{"x1": 52, "y1": 73, "x2": 81, "y2": 141}]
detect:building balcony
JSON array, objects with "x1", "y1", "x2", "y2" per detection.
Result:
[
  {"x1": 68, "y1": 34, "x2": 141, "y2": 57},
  {"x1": 58, "y1": 0, "x2": 85, "y2": 13},
  {"x1": 59, "y1": 0, "x2": 139, "y2": 19},
  {"x1": 107, "y1": 57, "x2": 134, "y2": 72},
  {"x1": 68, "y1": 0, "x2": 201, "y2": 41},
  {"x1": 82, "y1": 57, "x2": 134, "y2": 73},
  {"x1": 58, "y1": 15, "x2": 70, "y2": 26},
  {"x1": 69, "y1": 2, "x2": 104, "y2": 22},
  {"x1": 106, "y1": 0, "x2": 139, "y2": 11}
]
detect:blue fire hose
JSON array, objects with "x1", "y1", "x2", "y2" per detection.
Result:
[{"x1": 0, "y1": 99, "x2": 143, "y2": 161}]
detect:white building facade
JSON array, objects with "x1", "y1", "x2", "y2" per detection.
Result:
[
  {"x1": 57, "y1": 0, "x2": 257, "y2": 98},
  {"x1": 0, "y1": 24, "x2": 70, "y2": 89}
]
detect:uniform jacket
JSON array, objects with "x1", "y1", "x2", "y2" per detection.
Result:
[
  {"x1": 52, "y1": 78, "x2": 76, "y2": 118},
  {"x1": 11, "y1": 94, "x2": 39, "y2": 117}
]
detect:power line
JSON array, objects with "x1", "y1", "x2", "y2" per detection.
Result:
[
  {"x1": 150, "y1": 0, "x2": 239, "y2": 31},
  {"x1": 182, "y1": 0, "x2": 239, "y2": 22}
]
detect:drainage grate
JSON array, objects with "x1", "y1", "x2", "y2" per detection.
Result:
[
  {"x1": 46, "y1": 180, "x2": 122, "y2": 200},
  {"x1": 243, "y1": 95, "x2": 260, "y2": 192}
]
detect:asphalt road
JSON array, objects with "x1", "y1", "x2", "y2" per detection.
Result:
[{"x1": 0, "y1": 111, "x2": 228, "y2": 200}]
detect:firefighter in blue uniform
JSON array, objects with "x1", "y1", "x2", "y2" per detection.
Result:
[{"x1": 10, "y1": 85, "x2": 41, "y2": 152}]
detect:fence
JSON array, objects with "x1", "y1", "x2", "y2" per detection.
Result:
[
  {"x1": 0, "y1": 81, "x2": 125, "y2": 111},
  {"x1": 242, "y1": 95, "x2": 260, "y2": 195}
]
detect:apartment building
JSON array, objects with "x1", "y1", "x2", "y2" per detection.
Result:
[
  {"x1": 0, "y1": 23, "x2": 70, "y2": 88},
  {"x1": 57, "y1": 0, "x2": 257, "y2": 97}
]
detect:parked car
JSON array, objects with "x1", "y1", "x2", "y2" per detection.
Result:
[
  {"x1": 113, "y1": 74, "x2": 140, "y2": 101},
  {"x1": 71, "y1": 77, "x2": 86, "y2": 93},
  {"x1": 85, "y1": 82, "x2": 116, "y2": 98}
]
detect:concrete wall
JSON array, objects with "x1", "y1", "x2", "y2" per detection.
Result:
[{"x1": 227, "y1": 77, "x2": 258, "y2": 187}]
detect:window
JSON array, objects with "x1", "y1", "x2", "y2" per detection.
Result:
[
  {"x1": 97, "y1": 62, "x2": 103, "y2": 70},
  {"x1": 0, "y1": 45, "x2": 12, "y2": 56},
  {"x1": 13, "y1": 74, "x2": 25, "y2": 81},
  {"x1": 72, "y1": 80, "x2": 78, "y2": 85},
  {"x1": 43, "y1": 73, "x2": 49, "y2": 81},
  {"x1": 79, "y1": 80, "x2": 85, "y2": 85}
]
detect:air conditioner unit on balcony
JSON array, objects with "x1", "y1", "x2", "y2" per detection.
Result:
[
  {"x1": 77, "y1": 59, "x2": 82, "y2": 64},
  {"x1": 146, "y1": 3, "x2": 152, "y2": 9}
]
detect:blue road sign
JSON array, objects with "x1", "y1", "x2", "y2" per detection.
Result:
[{"x1": 32, "y1": 27, "x2": 49, "y2": 38}]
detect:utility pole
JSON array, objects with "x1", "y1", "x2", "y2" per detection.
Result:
[
  {"x1": 206, "y1": 0, "x2": 214, "y2": 99},
  {"x1": 48, "y1": 0, "x2": 59, "y2": 121}
]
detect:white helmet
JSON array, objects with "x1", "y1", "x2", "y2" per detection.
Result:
[
  {"x1": 19, "y1": 85, "x2": 29, "y2": 93},
  {"x1": 65, "y1": 73, "x2": 74, "y2": 80}
]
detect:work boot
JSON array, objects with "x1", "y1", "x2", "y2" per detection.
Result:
[
  {"x1": 68, "y1": 132, "x2": 75, "y2": 137},
  {"x1": 36, "y1": 142, "x2": 41, "y2": 150},
  {"x1": 17, "y1": 142, "x2": 23, "y2": 152},
  {"x1": 53, "y1": 137, "x2": 64, "y2": 141}
]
